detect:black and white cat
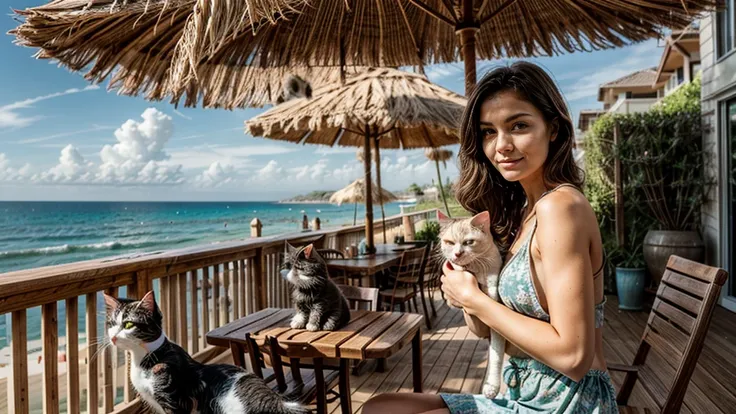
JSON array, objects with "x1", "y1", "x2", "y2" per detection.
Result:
[
  {"x1": 438, "y1": 210, "x2": 505, "y2": 399},
  {"x1": 281, "y1": 242, "x2": 351, "y2": 331},
  {"x1": 104, "y1": 291, "x2": 305, "y2": 414}
]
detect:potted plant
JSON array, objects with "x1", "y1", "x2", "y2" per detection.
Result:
[
  {"x1": 614, "y1": 80, "x2": 713, "y2": 285},
  {"x1": 610, "y1": 244, "x2": 647, "y2": 311}
]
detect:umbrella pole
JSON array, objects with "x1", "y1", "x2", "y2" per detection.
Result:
[
  {"x1": 353, "y1": 202, "x2": 357, "y2": 225},
  {"x1": 363, "y1": 130, "x2": 375, "y2": 253},
  {"x1": 373, "y1": 136, "x2": 387, "y2": 244},
  {"x1": 459, "y1": 0, "x2": 479, "y2": 96},
  {"x1": 435, "y1": 159, "x2": 452, "y2": 218}
]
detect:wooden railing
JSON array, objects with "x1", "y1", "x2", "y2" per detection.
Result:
[{"x1": 0, "y1": 208, "x2": 436, "y2": 414}]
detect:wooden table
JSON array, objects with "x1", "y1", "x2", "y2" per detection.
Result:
[
  {"x1": 206, "y1": 308, "x2": 424, "y2": 413},
  {"x1": 325, "y1": 244, "x2": 413, "y2": 283}
]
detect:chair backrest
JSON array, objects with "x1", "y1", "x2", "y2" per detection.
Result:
[
  {"x1": 317, "y1": 248, "x2": 345, "y2": 260},
  {"x1": 624, "y1": 255, "x2": 728, "y2": 412},
  {"x1": 395, "y1": 247, "x2": 428, "y2": 284},
  {"x1": 337, "y1": 284, "x2": 379, "y2": 311}
]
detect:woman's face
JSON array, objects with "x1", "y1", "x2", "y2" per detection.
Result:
[{"x1": 480, "y1": 90, "x2": 558, "y2": 183}]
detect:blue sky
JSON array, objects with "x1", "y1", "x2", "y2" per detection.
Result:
[{"x1": 0, "y1": 0, "x2": 666, "y2": 201}]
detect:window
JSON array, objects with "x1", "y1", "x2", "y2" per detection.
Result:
[
  {"x1": 717, "y1": 0, "x2": 735, "y2": 58},
  {"x1": 626, "y1": 91, "x2": 658, "y2": 99},
  {"x1": 727, "y1": 99, "x2": 736, "y2": 295},
  {"x1": 677, "y1": 67, "x2": 684, "y2": 84}
]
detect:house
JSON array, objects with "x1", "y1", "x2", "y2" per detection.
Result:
[
  {"x1": 653, "y1": 28, "x2": 701, "y2": 96},
  {"x1": 700, "y1": 1, "x2": 736, "y2": 312},
  {"x1": 597, "y1": 68, "x2": 662, "y2": 114}
]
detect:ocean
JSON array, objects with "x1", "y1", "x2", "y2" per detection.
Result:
[{"x1": 0, "y1": 201, "x2": 405, "y2": 352}]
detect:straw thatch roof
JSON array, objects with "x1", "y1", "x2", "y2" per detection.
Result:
[
  {"x1": 329, "y1": 179, "x2": 398, "y2": 206},
  {"x1": 175, "y1": 0, "x2": 717, "y2": 75},
  {"x1": 245, "y1": 67, "x2": 465, "y2": 149},
  {"x1": 9, "y1": 0, "x2": 334, "y2": 109}
]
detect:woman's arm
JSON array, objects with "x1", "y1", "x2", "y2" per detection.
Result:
[
  {"x1": 463, "y1": 309, "x2": 490, "y2": 338},
  {"x1": 441, "y1": 193, "x2": 596, "y2": 381}
]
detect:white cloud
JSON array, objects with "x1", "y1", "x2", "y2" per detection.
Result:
[
  {"x1": 562, "y1": 40, "x2": 660, "y2": 102},
  {"x1": 0, "y1": 153, "x2": 32, "y2": 182},
  {"x1": 173, "y1": 109, "x2": 192, "y2": 120},
  {"x1": 167, "y1": 144, "x2": 297, "y2": 170},
  {"x1": 291, "y1": 159, "x2": 330, "y2": 181},
  {"x1": 256, "y1": 160, "x2": 285, "y2": 181},
  {"x1": 0, "y1": 85, "x2": 100, "y2": 129},
  {"x1": 195, "y1": 161, "x2": 236, "y2": 187},
  {"x1": 16, "y1": 125, "x2": 114, "y2": 144},
  {"x1": 424, "y1": 63, "x2": 464, "y2": 82},
  {"x1": 33, "y1": 144, "x2": 94, "y2": 183}
]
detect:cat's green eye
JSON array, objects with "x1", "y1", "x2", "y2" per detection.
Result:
[
  {"x1": 443, "y1": 240, "x2": 455, "y2": 246},
  {"x1": 463, "y1": 240, "x2": 475, "y2": 246},
  {"x1": 123, "y1": 321, "x2": 135, "y2": 330}
]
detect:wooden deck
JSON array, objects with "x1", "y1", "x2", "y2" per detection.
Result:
[{"x1": 304, "y1": 292, "x2": 736, "y2": 414}]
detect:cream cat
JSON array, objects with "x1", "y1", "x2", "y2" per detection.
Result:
[{"x1": 438, "y1": 210, "x2": 505, "y2": 399}]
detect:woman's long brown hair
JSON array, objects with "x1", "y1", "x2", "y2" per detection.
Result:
[{"x1": 455, "y1": 61, "x2": 583, "y2": 253}]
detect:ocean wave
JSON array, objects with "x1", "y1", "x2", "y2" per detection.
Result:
[{"x1": 0, "y1": 240, "x2": 176, "y2": 259}]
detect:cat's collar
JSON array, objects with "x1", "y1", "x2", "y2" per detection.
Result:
[{"x1": 144, "y1": 333, "x2": 167, "y2": 354}]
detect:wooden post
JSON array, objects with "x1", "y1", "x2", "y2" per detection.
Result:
[
  {"x1": 363, "y1": 130, "x2": 375, "y2": 253},
  {"x1": 614, "y1": 122, "x2": 625, "y2": 248},
  {"x1": 373, "y1": 135, "x2": 388, "y2": 243},
  {"x1": 403, "y1": 214, "x2": 416, "y2": 242},
  {"x1": 312, "y1": 217, "x2": 321, "y2": 231},
  {"x1": 253, "y1": 247, "x2": 266, "y2": 311},
  {"x1": 250, "y1": 218, "x2": 262, "y2": 237}
]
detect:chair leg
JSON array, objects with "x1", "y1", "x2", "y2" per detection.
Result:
[
  {"x1": 419, "y1": 285, "x2": 432, "y2": 330},
  {"x1": 399, "y1": 301, "x2": 406, "y2": 312},
  {"x1": 428, "y1": 284, "x2": 437, "y2": 317}
]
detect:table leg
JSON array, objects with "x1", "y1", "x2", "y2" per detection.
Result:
[
  {"x1": 229, "y1": 342, "x2": 245, "y2": 369},
  {"x1": 314, "y1": 358, "x2": 327, "y2": 414},
  {"x1": 412, "y1": 329, "x2": 423, "y2": 393},
  {"x1": 339, "y1": 359, "x2": 352, "y2": 414}
]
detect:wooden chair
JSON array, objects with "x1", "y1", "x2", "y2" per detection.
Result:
[
  {"x1": 379, "y1": 244, "x2": 434, "y2": 329},
  {"x1": 238, "y1": 333, "x2": 343, "y2": 414},
  {"x1": 337, "y1": 284, "x2": 379, "y2": 311},
  {"x1": 318, "y1": 249, "x2": 348, "y2": 283},
  {"x1": 611, "y1": 255, "x2": 728, "y2": 413}
]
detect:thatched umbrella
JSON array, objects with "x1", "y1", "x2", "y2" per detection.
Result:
[
  {"x1": 425, "y1": 148, "x2": 454, "y2": 218},
  {"x1": 12, "y1": 1, "x2": 716, "y2": 104},
  {"x1": 170, "y1": 0, "x2": 717, "y2": 97},
  {"x1": 329, "y1": 178, "x2": 398, "y2": 228},
  {"x1": 8, "y1": 0, "x2": 359, "y2": 108},
  {"x1": 246, "y1": 67, "x2": 465, "y2": 253}
]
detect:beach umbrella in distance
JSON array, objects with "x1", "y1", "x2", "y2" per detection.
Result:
[
  {"x1": 168, "y1": 0, "x2": 717, "y2": 97},
  {"x1": 246, "y1": 67, "x2": 465, "y2": 253},
  {"x1": 356, "y1": 147, "x2": 391, "y2": 243},
  {"x1": 425, "y1": 148, "x2": 454, "y2": 218},
  {"x1": 329, "y1": 179, "x2": 398, "y2": 231},
  {"x1": 8, "y1": 0, "x2": 360, "y2": 109}
]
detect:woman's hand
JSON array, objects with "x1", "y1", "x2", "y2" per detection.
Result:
[{"x1": 440, "y1": 261, "x2": 484, "y2": 310}]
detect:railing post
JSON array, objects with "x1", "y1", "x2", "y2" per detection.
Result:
[
  {"x1": 312, "y1": 217, "x2": 321, "y2": 231},
  {"x1": 402, "y1": 214, "x2": 416, "y2": 242},
  {"x1": 250, "y1": 218, "x2": 262, "y2": 237},
  {"x1": 253, "y1": 247, "x2": 266, "y2": 310}
]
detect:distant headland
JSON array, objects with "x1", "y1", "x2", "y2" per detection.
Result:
[{"x1": 278, "y1": 190, "x2": 336, "y2": 204}]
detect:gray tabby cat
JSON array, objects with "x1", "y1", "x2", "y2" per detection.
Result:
[
  {"x1": 438, "y1": 210, "x2": 505, "y2": 399},
  {"x1": 104, "y1": 291, "x2": 305, "y2": 414},
  {"x1": 281, "y1": 242, "x2": 351, "y2": 331},
  {"x1": 273, "y1": 74, "x2": 313, "y2": 105}
]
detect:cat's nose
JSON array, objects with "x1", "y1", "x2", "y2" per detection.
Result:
[
  {"x1": 453, "y1": 251, "x2": 463, "y2": 258},
  {"x1": 111, "y1": 336, "x2": 117, "y2": 345}
]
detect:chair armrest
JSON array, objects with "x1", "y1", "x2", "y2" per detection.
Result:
[{"x1": 608, "y1": 363, "x2": 639, "y2": 373}]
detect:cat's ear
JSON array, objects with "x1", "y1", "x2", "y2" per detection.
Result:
[
  {"x1": 470, "y1": 211, "x2": 491, "y2": 234},
  {"x1": 103, "y1": 293, "x2": 120, "y2": 313},
  {"x1": 138, "y1": 291, "x2": 157, "y2": 313},
  {"x1": 285, "y1": 241, "x2": 297, "y2": 254},
  {"x1": 436, "y1": 210, "x2": 452, "y2": 227},
  {"x1": 303, "y1": 244, "x2": 314, "y2": 259}
]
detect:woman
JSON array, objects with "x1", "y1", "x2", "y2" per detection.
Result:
[{"x1": 362, "y1": 62, "x2": 617, "y2": 413}]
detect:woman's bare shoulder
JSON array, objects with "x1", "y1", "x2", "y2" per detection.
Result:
[{"x1": 534, "y1": 187, "x2": 597, "y2": 238}]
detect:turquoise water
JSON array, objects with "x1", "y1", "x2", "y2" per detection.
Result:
[{"x1": 0, "y1": 201, "x2": 404, "y2": 350}]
